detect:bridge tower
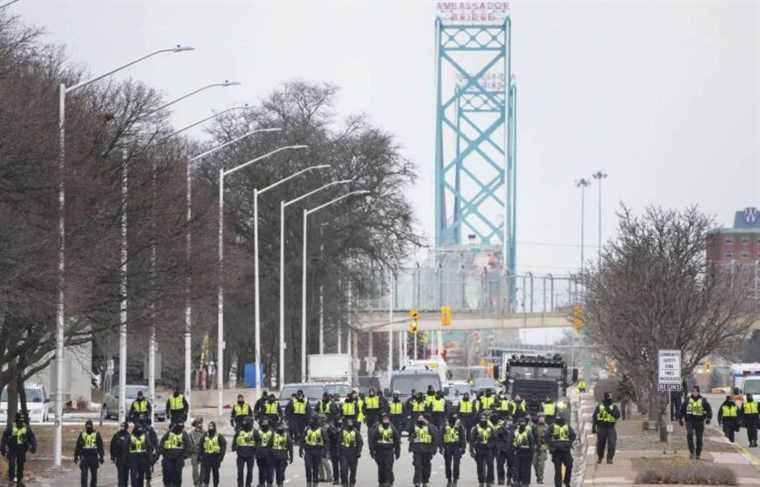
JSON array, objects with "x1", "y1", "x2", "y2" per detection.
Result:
[{"x1": 433, "y1": 5, "x2": 516, "y2": 283}]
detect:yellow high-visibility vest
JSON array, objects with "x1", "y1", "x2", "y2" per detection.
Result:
[
  {"x1": 164, "y1": 432, "x2": 184, "y2": 449},
  {"x1": 443, "y1": 426, "x2": 460, "y2": 444},
  {"x1": 130, "y1": 434, "x2": 146, "y2": 453},
  {"x1": 475, "y1": 426, "x2": 491, "y2": 444},
  {"x1": 743, "y1": 401, "x2": 759, "y2": 415},
  {"x1": 721, "y1": 404, "x2": 738, "y2": 418},
  {"x1": 543, "y1": 402, "x2": 556, "y2": 417},
  {"x1": 203, "y1": 435, "x2": 221, "y2": 454},
  {"x1": 552, "y1": 424, "x2": 570, "y2": 441},
  {"x1": 132, "y1": 399, "x2": 148, "y2": 413},
  {"x1": 479, "y1": 396, "x2": 495, "y2": 410},
  {"x1": 390, "y1": 402, "x2": 403, "y2": 415},
  {"x1": 236, "y1": 431, "x2": 256, "y2": 447},
  {"x1": 233, "y1": 402, "x2": 251, "y2": 417},
  {"x1": 432, "y1": 398, "x2": 446, "y2": 413},
  {"x1": 413, "y1": 426, "x2": 432, "y2": 444},
  {"x1": 12, "y1": 426, "x2": 26, "y2": 444},
  {"x1": 258, "y1": 431, "x2": 273, "y2": 447},
  {"x1": 459, "y1": 400, "x2": 473, "y2": 414},
  {"x1": 342, "y1": 402, "x2": 356, "y2": 416},
  {"x1": 377, "y1": 426, "x2": 395, "y2": 444},
  {"x1": 365, "y1": 396, "x2": 380, "y2": 410},
  {"x1": 340, "y1": 430, "x2": 357, "y2": 448},
  {"x1": 411, "y1": 400, "x2": 427, "y2": 413},
  {"x1": 265, "y1": 402, "x2": 279, "y2": 415},
  {"x1": 513, "y1": 430, "x2": 530, "y2": 447},
  {"x1": 686, "y1": 398, "x2": 705, "y2": 416},
  {"x1": 292, "y1": 399, "x2": 307, "y2": 415},
  {"x1": 82, "y1": 432, "x2": 97, "y2": 449},
  {"x1": 305, "y1": 428, "x2": 324, "y2": 447},
  {"x1": 596, "y1": 406, "x2": 617, "y2": 423},
  {"x1": 169, "y1": 395, "x2": 185, "y2": 411},
  {"x1": 272, "y1": 433, "x2": 288, "y2": 450}
]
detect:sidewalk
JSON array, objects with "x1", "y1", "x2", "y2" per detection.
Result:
[{"x1": 581, "y1": 415, "x2": 760, "y2": 486}]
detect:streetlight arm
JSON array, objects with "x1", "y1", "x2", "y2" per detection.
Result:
[
  {"x1": 306, "y1": 190, "x2": 370, "y2": 216},
  {"x1": 283, "y1": 180, "x2": 353, "y2": 208},
  {"x1": 223, "y1": 145, "x2": 308, "y2": 177},
  {"x1": 164, "y1": 105, "x2": 250, "y2": 140},
  {"x1": 259, "y1": 164, "x2": 330, "y2": 194},
  {"x1": 0, "y1": 0, "x2": 21, "y2": 9},
  {"x1": 151, "y1": 81, "x2": 241, "y2": 115},
  {"x1": 191, "y1": 128, "x2": 281, "y2": 162},
  {"x1": 66, "y1": 46, "x2": 195, "y2": 93}
]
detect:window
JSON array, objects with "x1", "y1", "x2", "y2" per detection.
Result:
[
  {"x1": 741, "y1": 252, "x2": 750, "y2": 258},
  {"x1": 725, "y1": 238, "x2": 733, "y2": 244},
  {"x1": 725, "y1": 252, "x2": 733, "y2": 258},
  {"x1": 741, "y1": 237, "x2": 750, "y2": 245}
]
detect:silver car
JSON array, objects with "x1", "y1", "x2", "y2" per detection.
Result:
[{"x1": 103, "y1": 385, "x2": 166, "y2": 422}]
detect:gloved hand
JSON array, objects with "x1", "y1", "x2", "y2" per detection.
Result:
[
  {"x1": 288, "y1": 455, "x2": 293, "y2": 465},
  {"x1": 439, "y1": 447, "x2": 444, "y2": 455},
  {"x1": 678, "y1": 420, "x2": 684, "y2": 427},
  {"x1": 99, "y1": 457, "x2": 104, "y2": 465},
  {"x1": 29, "y1": 446, "x2": 36, "y2": 454},
  {"x1": 0, "y1": 448, "x2": 6, "y2": 458},
  {"x1": 705, "y1": 419, "x2": 711, "y2": 425},
  {"x1": 369, "y1": 450, "x2": 375, "y2": 459},
  {"x1": 298, "y1": 448, "x2": 304, "y2": 458},
  {"x1": 592, "y1": 426, "x2": 597, "y2": 434},
  {"x1": 111, "y1": 457, "x2": 117, "y2": 464},
  {"x1": 73, "y1": 456, "x2": 79, "y2": 465},
  {"x1": 469, "y1": 449, "x2": 476, "y2": 459},
  {"x1": 395, "y1": 451, "x2": 400, "y2": 460}
]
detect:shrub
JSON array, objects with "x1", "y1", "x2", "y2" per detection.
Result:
[{"x1": 635, "y1": 463, "x2": 737, "y2": 485}]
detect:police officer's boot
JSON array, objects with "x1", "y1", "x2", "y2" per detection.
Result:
[{"x1": 498, "y1": 476, "x2": 504, "y2": 485}]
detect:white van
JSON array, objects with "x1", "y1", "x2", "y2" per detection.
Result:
[{"x1": 0, "y1": 383, "x2": 51, "y2": 423}]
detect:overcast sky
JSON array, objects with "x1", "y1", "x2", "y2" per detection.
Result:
[{"x1": 11, "y1": 0, "x2": 760, "y2": 277}]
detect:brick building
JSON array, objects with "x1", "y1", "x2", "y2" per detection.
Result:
[{"x1": 706, "y1": 207, "x2": 760, "y2": 268}]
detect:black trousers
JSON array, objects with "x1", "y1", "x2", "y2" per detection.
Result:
[
  {"x1": 365, "y1": 412, "x2": 379, "y2": 429},
  {"x1": 236, "y1": 457, "x2": 255, "y2": 487},
  {"x1": 130, "y1": 456, "x2": 149, "y2": 487},
  {"x1": 474, "y1": 449, "x2": 494, "y2": 483},
  {"x1": 271, "y1": 453, "x2": 288, "y2": 485},
  {"x1": 162, "y1": 457, "x2": 184, "y2": 487},
  {"x1": 329, "y1": 448, "x2": 341, "y2": 483},
  {"x1": 722, "y1": 419, "x2": 737, "y2": 443},
  {"x1": 443, "y1": 451, "x2": 461, "y2": 481},
  {"x1": 115, "y1": 460, "x2": 130, "y2": 487},
  {"x1": 339, "y1": 454, "x2": 358, "y2": 485},
  {"x1": 412, "y1": 451, "x2": 433, "y2": 485},
  {"x1": 596, "y1": 425, "x2": 617, "y2": 461},
  {"x1": 290, "y1": 417, "x2": 306, "y2": 443},
  {"x1": 170, "y1": 412, "x2": 187, "y2": 425},
  {"x1": 515, "y1": 451, "x2": 532, "y2": 486},
  {"x1": 257, "y1": 454, "x2": 273, "y2": 485},
  {"x1": 304, "y1": 450, "x2": 322, "y2": 482},
  {"x1": 200, "y1": 460, "x2": 220, "y2": 487},
  {"x1": 552, "y1": 450, "x2": 573, "y2": 487},
  {"x1": 374, "y1": 447, "x2": 395, "y2": 485},
  {"x1": 7, "y1": 453, "x2": 25, "y2": 482},
  {"x1": 390, "y1": 416, "x2": 405, "y2": 434},
  {"x1": 686, "y1": 421, "x2": 705, "y2": 456},
  {"x1": 79, "y1": 457, "x2": 99, "y2": 487},
  {"x1": 746, "y1": 416, "x2": 758, "y2": 445},
  {"x1": 495, "y1": 448, "x2": 509, "y2": 482}
]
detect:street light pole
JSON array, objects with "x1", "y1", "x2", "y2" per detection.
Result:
[
  {"x1": 55, "y1": 45, "x2": 193, "y2": 467},
  {"x1": 592, "y1": 171, "x2": 608, "y2": 268},
  {"x1": 575, "y1": 178, "x2": 591, "y2": 300},
  {"x1": 280, "y1": 180, "x2": 352, "y2": 388},
  {"x1": 217, "y1": 145, "x2": 307, "y2": 414},
  {"x1": 301, "y1": 191, "x2": 370, "y2": 382}
]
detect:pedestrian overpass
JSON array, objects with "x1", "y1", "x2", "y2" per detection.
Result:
[{"x1": 354, "y1": 310, "x2": 571, "y2": 332}]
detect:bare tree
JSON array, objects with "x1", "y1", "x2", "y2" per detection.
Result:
[{"x1": 581, "y1": 205, "x2": 756, "y2": 433}]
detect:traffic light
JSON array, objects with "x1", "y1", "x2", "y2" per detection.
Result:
[
  {"x1": 572, "y1": 305, "x2": 584, "y2": 333},
  {"x1": 407, "y1": 321, "x2": 418, "y2": 333},
  {"x1": 408, "y1": 309, "x2": 420, "y2": 333},
  {"x1": 409, "y1": 309, "x2": 420, "y2": 321},
  {"x1": 440, "y1": 306, "x2": 452, "y2": 326}
]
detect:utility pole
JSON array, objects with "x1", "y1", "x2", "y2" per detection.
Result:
[{"x1": 575, "y1": 178, "x2": 591, "y2": 294}]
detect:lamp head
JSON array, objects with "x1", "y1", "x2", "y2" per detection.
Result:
[
  {"x1": 222, "y1": 80, "x2": 242, "y2": 87},
  {"x1": 172, "y1": 45, "x2": 195, "y2": 53}
]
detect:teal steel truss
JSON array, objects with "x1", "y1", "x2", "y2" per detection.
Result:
[{"x1": 434, "y1": 17, "x2": 516, "y2": 280}]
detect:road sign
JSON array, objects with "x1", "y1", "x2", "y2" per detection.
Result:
[
  {"x1": 365, "y1": 356, "x2": 376, "y2": 375},
  {"x1": 572, "y1": 305, "x2": 584, "y2": 333},
  {"x1": 658, "y1": 350, "x2": 682, "y2": 392},
  {"x1": 440, "y1": 306, "x2": 452, "y2": 326}
]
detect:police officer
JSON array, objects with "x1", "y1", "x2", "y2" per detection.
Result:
[
  {"x1": 491, "y1": 416, "x2": 511, "y2": 486},
  {"x1": 316, "y1": 393, "x2": 333, "y2": 420},
  {"x1": 441, "y1": 415, "x2": 466, "y2": 487},
  {"x1": 157, "y1": 421, "x2": 191, "y2": 487},
  {"x1": 388, "y1": 392, "x2": 406, "y2": 433},
  {"x1": 717, "y1": 396, "x2": 739, "y2": 444},
  {"x1": 407, "y1": 392, "x2": 429, "y2": 433},
  {"x1": 478, "y1": 389, "x2": 496, "y2": 413},
  {"x1": 592, "y1": 392, "x2": 620, "y2": 464},
  {"x1": 532, "y1": 415, "x2": 549, "y2": 485},
  {"x1": 254, "y1": 392, "x2": 269, "y2": 422},
  {"x1": 363, "y1": 388, "x2": 385, "y2": 429},
  {"x1": 341, "y1": 392, "x2": 359, "y2": 425},
  {"x1": 542, "y1": 397, "x2": 556, "y2": 424},
  {"x1": 199, "y1": 421, "x2": 226, "y2": 487},
  {"x1": 129, "y1": 422, "x2": 152, "y2": 487},
  {"x1": 144, "y1": 422, "x2": 159, "y2": 487},
  {"x1": 231, "y1": 418, "x2": 257, "y2": 487},
  {"x1": 741, "y1": 393, "x2": 758, "y2": 447},
  {"x1": 300, "y1": 416, "x2": 326, "y2": 487},
  {"x1": 325, "y1": 418, "x2": 342, "y2": 485},
  {"x1": 129, "y1": 391, "x2": 153, "y2": 426},
  {"x1": 494, "y1": 393, "x2": 513, "y2": 423},
  {"x1": 231, "y1": 394, "x2": 253, "y2": 432},
  {"x1": 409, "y1": 415, "x2": 438, "y2": 487},
  {"x1": 458, "y1": 392, "x2": 476, "y2": 441},
  {"x1": 166, "y1": 387, "x2": 189, "y2": 425},
  {"x1": 577, "y1": 378, "x2": 588, "y2": 394},
  {"x1": 369, "y1": 413, "x2": 401, "y2": 487},
  {"x1": 513, "y1": 395, "x2": 528, "y2": 421},
  {"x1": 110, "y1": 422, "x2": 131, "y2": 487},
  {"x1": 546, "y1": 416, "x2": 575, "y2": 487},
  {"x1": 74, "y1": 420, "x2": 105, "y2": 487},
  {"x1": 513, "y1": 418, "x2": 534, "y2": 487},
  {"x1": 678, "y1": 386, "x2": 712, "y2": 460},
  {"x1": 338, "y1": 419, "x2": 363, "y2": 487},
  {"x1": 255, "y1": 420, "x2": 274, "y2": 487},
  {"x1": 1, "y1": 413, "x2": 36, "y2": 487},
  {"x1": 430, "y1": 391, "x2": 448, "y2": 430},
  {"x1": 287, "y1": 391, "x2": 310, "y2": 443},
  {"x1": 188, "y1": 419, "x2": 205, "y2": 487},
  {"x1": 271, "y1": 422, "x2": 293, "y2": 487},
  {"x1": 263, "y1": 394, "x2": 282, "y2": 426},
  {"x1": 469, "y1": 413, "x2": 494, "y2": 487}
]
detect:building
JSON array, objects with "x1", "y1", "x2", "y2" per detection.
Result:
[{"x1": 707, "y1": 207, "x2": 760, "y2": 268}]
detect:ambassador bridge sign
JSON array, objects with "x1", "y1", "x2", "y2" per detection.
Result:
[
  {"x1": 436, "y1": 2, "x2": 511, "y2": 23},
  {"x1": 658, "y1": 350, "x2": 682, "y2": 392}
]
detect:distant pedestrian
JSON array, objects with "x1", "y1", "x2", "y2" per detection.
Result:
[
  {"x1": 1, "y1": 414, "x2": 37, "y2": 487},
  {"x1": 199, "y1": 421, "x2": 226, "y2": 487},
  {"x1": 469, "y1": 414, "x2": 495, "y2": 486},
  {"x1": 231, "y1": 418, "x2": 256, "y2": 487},
  {"x1": 368, "y1": 413, "x2": 401, "y2": 487},
  {"x1": 110, "y1": 422, "x2": 131, "y2": 487},
  {"x1": 270, "y1": 422, "x2": 293, "y2": 487},
  {"x1": 546, "y1": 416, "x2": 576, "y2": 487},
  {"x1": 299, "y1": 417, "x2": 327, "y2": 486},
  {"x1": 592, "y1": 392, "x2": 620, "y2": 464},
  {"x1": 129, "y1": 423, "x2": 152, "y2": 487},
  {"x1": 409, "y1": 415, "x2": 438, "y2": 487},
  {"x1": 129, "y1": 391, "x2": 153, "y2": 426},
  {"x1": 74, "y1": 420, "x2": 105, "y2": 487},
  {"x1": 157, "y1": 421, "x2": 190, "y2": 487},
  {"x1": 513, "y1": 417, "x2": 535, "y2": 487},
  {"x1": 188, "y1": 419, "x2": 205, "y2": 487},
  {"x1": 717, "y1": 396, "x2": 740, "y2": 443},
  {"x1": 166, "y1": 386, "x2": 189, "y2": 425},
  {"x1": 254, "y1": 420, "x2": 275, "y2": 487},
  {"x1": 532, "y1": 415, "x2": 549, "y2": 485},
  {"x1": 286, "y1": 391, "x2": 310, "y2": 443},
  {"x1": 338, "y1": 419, "x2": 363, "y2": 487},
  {"x1": 231, "y1": 394, "x2": 253, "y2": 432},
  {"x1": 678, "y1": 386, "x2": 712, "y2": 460},
  {"x1": 740, "y1": 393, "x2": 758, "y2": 447},
  {"x1": 440, "y1": 415, "x2": 466, "y2": 487}
]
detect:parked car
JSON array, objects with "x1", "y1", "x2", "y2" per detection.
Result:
[
  {"x1": 0, "y1": 383, "x2": 51, "y2": 423},
  {"x1": 103, "y1": 385, "x2": 167, "y2": 422}
]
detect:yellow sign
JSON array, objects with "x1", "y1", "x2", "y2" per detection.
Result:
[
  {"x1": 572, "y1": 305, "x2": 583, "y2": 333},
  {"x1": 440, "y1": 306, "x2": 452, "y2": 326}
]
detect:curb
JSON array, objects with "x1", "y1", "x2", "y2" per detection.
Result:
[{"x1": 708, "y1": 424, "x2": 760, "y2": 473}]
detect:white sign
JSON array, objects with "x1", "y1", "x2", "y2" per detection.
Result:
[
  {"x1": 658, "y1": 350, "x2": 682, "y2": 392},
  {"x1": 436, "y1": 1, "x2": 510, "y2": 23}
]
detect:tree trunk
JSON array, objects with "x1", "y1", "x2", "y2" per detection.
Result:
[{"x1": 6, "y1": 360, "x2": 18, "y2": 428}]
